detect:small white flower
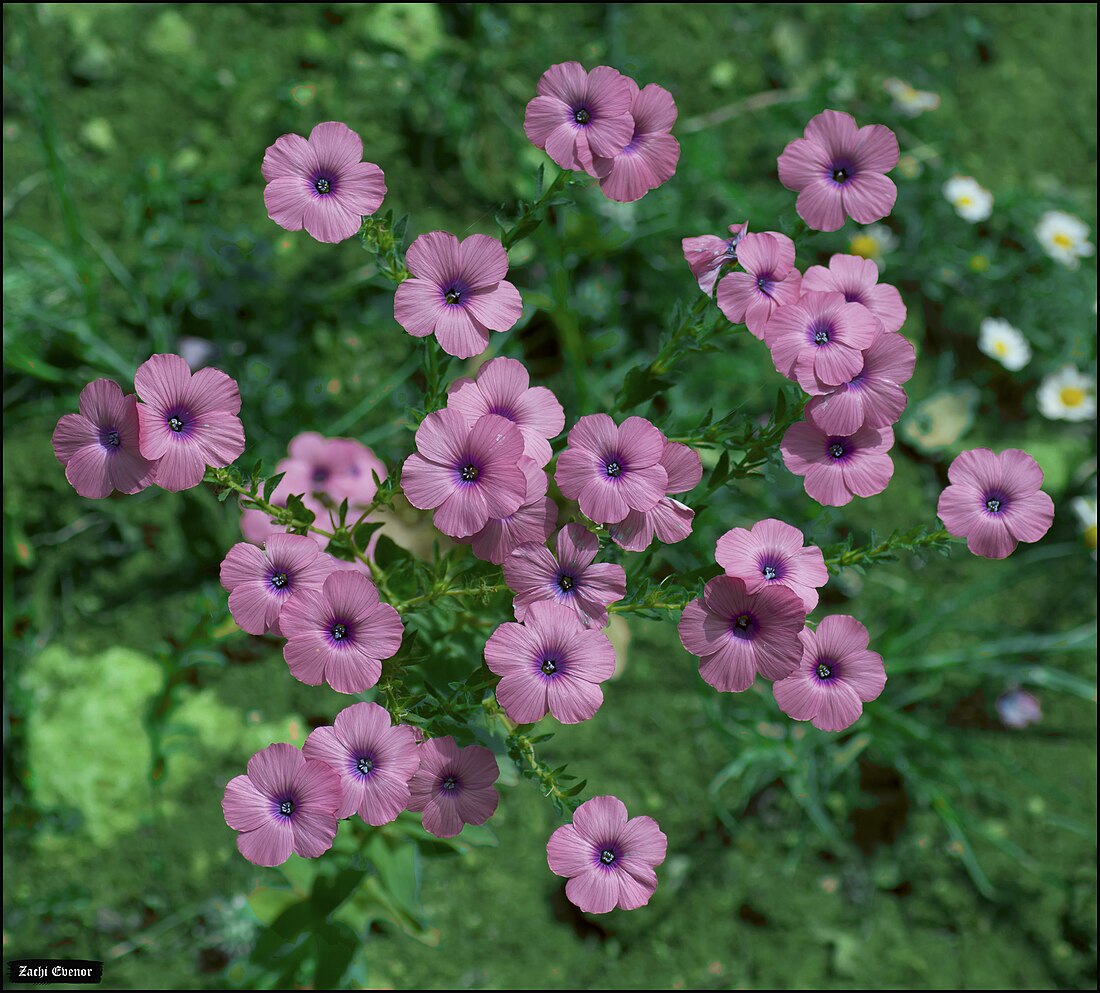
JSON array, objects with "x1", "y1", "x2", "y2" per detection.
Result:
[
  {"x1": 1036, "y1": 211, "x2": 1095, "y2": 269},
  {"x1": 883, "y1": 77, "x2": 940, "y2": 117},
  {"x1": 1037, "y1": 365, "x2": 1097, "y2": 422},
  {"x1": 1071, "y1": 495, "x2": 1097, "y2": 556},
  {"x1": 849, "y1": 224, "x2": 898, "y2": 265},
  {"x1": 978, "y1": 318, "x2": 1031, "y2": 371},
  {"x1": 943, "y1": 175, "x2": 993, "y2": 223}
]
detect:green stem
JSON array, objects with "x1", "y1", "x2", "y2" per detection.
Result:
[
  {"x1": 824, "y1": 526, "x2": 955, "y2": 573},
  {"x1": 500, "y1": 168, "x2": 574, "y2": 250},
  {"x1": 393, "y1": 584, "x2": 509, "y2": 613}
]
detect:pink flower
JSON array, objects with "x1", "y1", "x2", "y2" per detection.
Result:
[
  {"x1": 555, "y1": 414, "x2": 668, "y2": 525},
  {"x1": 302, "y1": 702, "x2": 420, "y2": 827},
  {"x1": 764, "y1": 291, "x2": 881, "y2": 394},
  {"x1": 801, "y1": 254, "x2": 906, "y2": 334},
  {"x1": 240, "y1": 433, "x2": 386, "y2": 549},
  {"x1": 505, "y1": 523, "x2": 626, "y2": 628},
  {"x1": 51, "y1": 379, "x2": 157, "y2": 499},
  {"x1": 262, "y1": 121, "x2": 386, "y2": 244},
  {"x1": 222, "y1": 743, "x2": 342, "y2": 866},
  {"x1": 485, "y1": 601, "x2": 616, "y2": 724},
  {"x1": 546, "y1": 795, "x2": 667, "y2": 914},
  {"x1": 997, "y1": 689, "x2": 1042, "y2": 729},
  {"x1": 608, "y1": 438, "x2": 703, "y2": 553},
  {"x1": 591, "y1": 80, "x2": 680, "y2": 203},
  {"x1": 394, "y1": 232, "x2": 523, "y2": 359},
  {"x1": 401, "y1": 409, "x2": 527, "y2": 539},
  {"x1": 937, "y1": 449, "x2": 1055, "y2": 559},
  {"x1": 781, "y1": 421, "x2": 895, "y2": 507},
  {"x1": 446, "y1": 357, "x2": 565, "y2": 467},
  {"x1": 716, "y1": 232, "x2": 803, "y2": 339},
  {"x1": 457, "y1": 458, "x2": 558, "y2": 565},
  {"x1": 678, "y1": 576, "x2": 806, "y2": 692},
  {"x1": 773, "y1": 615, "x2": 886, "y2": 732},
  {"x1": 278, "y1": 571, "x2": 404, "y2": 694},
  {"x1": 406, "y1": 737, "x2": 499, "y2": 838},
  {"x1": 134, "y1": 353, "x2": 245, "y2": 492},
  {"x1": 715, "y1": 519, "x2": 829, "y2": 613},
  {"x1": 524, "y1": 62, "x2": 635, "y2": 175},
  {"x1": 682, "y1": 222, "x2": 749, "y2": 297},
  {"x1": 805, "y1": 331, "x2": 916, "y2": 435},
  {"x1": 777, "y1": 110, "x2": 899, "y2": 232},
  {"x1": 219, "y1": 534, "x2": 335, "y2": 637}
]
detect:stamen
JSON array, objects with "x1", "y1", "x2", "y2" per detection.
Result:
[
  {"x1": 833, "y1": 168, "x2": 848, "y2": 183},
  {"x1": 460, "y1": 464, "x2": 479, "y2": 482},
  {"x1": 605, "y1": 460, "x2": 622, "y2": 478},
  {"x1": 271, "y1": 572, "x2": 289, "y2": 590},
  {"x1": 357, "y1": 756, "x2": 374, "y2": 775},
  {"x1": 331, "y1": 623, "x2": 348, "y2": 641},
  {"x1": 314, "y1": 177, "x2": 331, "y2": 194},
  {"x1": 816, "y1": 662, "x2": 833, "y2": 680},
  {"x1": 762, "y1": 565, "x2": 777, "y2": 581},
  {"x1": 541, "y1": 659, "x2": 558, "y2": 675},
  {"x1": 445, "y1": 288, "x2": 462, "y2": 305},
  {"x1": 574, "y1": 108, "x2": 590, "y2": 124},
  {"x1": 441, "y1": 776, "x2": 458, "y2": 791},
  {"x1": 599, "y1": 849, "x2": 616, "y2": 865},
  {"x1": 734, "y1": 614, "x2": 752, "y2": 630},
  {"x1": 102, "y1": 428, "x2": 121, "y2": 448},
  {"x1": 279, "y1": 799, "x2": 294, "y2": 817},
  {"x1": 168, "y1": 416, "x2": 185, "y2": 432},
  {"x1": 558, "y1": 575, "x2": 575, "y2": 592},
  {"x1": 829, "y1": 443, "x2": 845, "y2": 459},
  {"x1": 985, "y1": 497, "x2": 1002, "y2": 513}
]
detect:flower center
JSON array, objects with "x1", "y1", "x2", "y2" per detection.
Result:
[
  {"x1": 833, "y1": 168, "x2": 849, "y2": 184},
  {"x1": 331, "y1": 622, "x2": 348, "y2": 641},
  {"x1": 605, "y1": 460, "x2": 622, "y2": 478},
  {"x1": 829, "y1": 443, "x2": 845, "y2": 459},
  {"x1": 357, "y1": 756, "x2": 374, "y2": 775},
  {"x1": 1060, "y1": 386, "x2": 1085, "y2": 407},
  {"x1": 271, "y1": 572, "x2": 288, "y2": 589},
  {"x1": 812, "y1": 321, "x2": 831, "y2": 345},
  {"x1": 816, "y1": 661, "x2": 833, "y2": 680},
  {"x1": 558, "y1": 575, "x2": 575, "y2": 592},
  {"x1": 314, "y1": 177, "x2": 331, "y2": 194},
  {"x1": 985, "y1": 497, "x2": 1002, "y2": 513},
  {"x1": 445, "y1": 288, "x2": 462, "y2": 305},
  {"x1": 168, "y1": 415, "x2": 185, "y2": 432},
  {"x1": 574, "y1": 107, "x2": 590, "y2": 125},
  {"x1": 279, "y1": 799, "x2": 294, "y2": 817},
  {"x1": 460, "y1": 464, "x2": 479, "y2": 482},
  {"x1": 599, "y1": 849, "x2": 616, "y2": 865},
  {"x1": 312, "y1": 467, "x2": 330, "y2": 484},
  {"x1": 541, "y1": 658, "x2": 558, "y2": 675},
  {"x1": 101, "y1": 427, "x2": 121, "y2": 448},
  {"x1": 734, "y1": 614, "x2": 752, "y2": 632},
  {"x1": 762, "y1": 565, "x2": 778, "y2": 581},
  {"x1": 441, "y1": 775, "x2": 458, "y2": 791}
]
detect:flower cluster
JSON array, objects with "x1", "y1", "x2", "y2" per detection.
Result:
[
  {"x1": 52, "y1": 353, "x2": 246, "y2": 498},
  {"x1": 524, "y1": 62, "x2": 680, "y2": 203}
]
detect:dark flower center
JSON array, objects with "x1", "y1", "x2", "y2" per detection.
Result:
[
  {"x1": 445, "y1": 288, "x2": 462, "y2": 305},
  {"x1": 985, "y1": 497, "x2": 1002, "y2": 513},
  {"x1": 101, "y1": 428, "x2": 121, "y2": 448},
  {"x1": 813, "y1": 322, "x2": 831, "y2": 345},
  {"x1": 313, "y1": 467, "x2": 330, "y2": 484},
  {"x1": 762, "y1": 565, "x2": 778, "y2": 581},
  {"x1": 734, "y1": 614, "x2": 752, "y2": 630},
  {"x1": 279, "y1": 799, "x2": 294, "y2": 817},
  {"x1": 460, "y1": 464, "x2": 479, "y2": 482},
  {"x1": 757, "y1": 276, "x2": 767, "y2": 290},
  {"x1": 314, "y1": 177, "x2": 331, "y2": 194},
  {"x1": 829, "y1": 443, "x2": 845, "y2": 459},
  {"x1": 574, "y1": 107, "x2": 591, "y2": 125},
  {"x1": 271, "y1": 572, "x2": 288, "y2": 590},
  {"x1": 558, "y1": 575, "x2": 575, "y2": 592},
  {"x1": 441, "y1": 775, "x2": 458, "y2": 791},
  {"x1": 168, "y1": 415, "x2": 185, "y2": 432},
  {"x1": 331, "y1": 622, "x2": 348, "y2": 641},
  {"x1": 541, "y1": 659, "x2": 558, "y2": 675},
  {"x1": 833, "y1": 168, "x2": 849, "y2": 184},
  {"x1": 816, "y1": 661, "x2": 834, "y2": 680},
  {"x1": 357, "y1": 756, "x2": 374, "y2": 775},
  {"x1": 599, "y1": 849, "x2": 616, "y2": 865},
  {"x1": 605, "y1": 460, "x2": 622, "y2": 478}
]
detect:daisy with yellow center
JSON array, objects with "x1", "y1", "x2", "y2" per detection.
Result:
[
  {"x1": 978, "y1": 318, "x2": 1031, "y2": 371},
  {"x1": 943, "y1": 175, "x2": 993, "y2": 222},
  {"x1": 1036, "y1": 211, "x2": 1095, "y2": 269},
  {"x1": 1037, "y1": 365, "x2": 1096, "y2": 422},
  {"x1": 1071, "y1": 496, "x2": 1097, "y2": 555},
  {"x1": 849, "y1": 224, "x2": 897, "y2": 264}
]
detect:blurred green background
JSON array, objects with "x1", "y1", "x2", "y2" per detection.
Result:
[{"x1": 3, "y1": 3, "x2": 1097, "y2": 990}]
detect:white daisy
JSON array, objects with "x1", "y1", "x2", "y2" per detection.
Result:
[
  {"x1": 883, "y1": 77, "x2": 940, "y2": 117},
  {"x1": 943, "y1": 175, "x2": 993, "y2": 223},
  {"x1": 849, "y1": 224, "x2": 898, "y2": 266},
  {"x1": 1036, "y1": 211, "x2": 1095, "y2": 269},
  {"x1": 1037, "y1": 365, "x2": 1096, "y2": 422},
  {"x1": 978, "y1": 318, "x2": 1031, "y2": 371}
]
